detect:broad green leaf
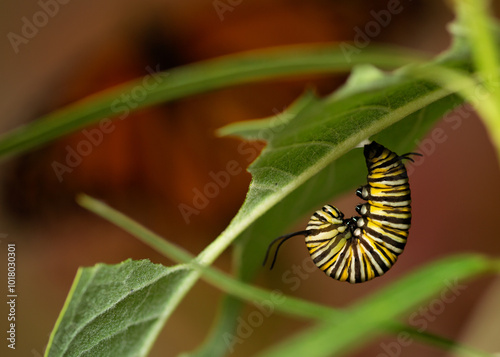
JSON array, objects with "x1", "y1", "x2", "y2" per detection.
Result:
[
  {"x1": 211, "y1": 49, "x2": 470, "y2": 264},
  {"x1": 257, "y1": 254, "x2": 498, "y2": 357},
  {"x1": 198, "y1": 55, "x2": 468, "y2": 268},
  {"x1": 188, "y1": 34, "x2": 473, "y2": 355},
  {"x1": 0, "y1": 45, "x2": 422, "y2": 160},
  {"x1": 45, "y1": 260, "x2": 190, "y2": 357},
  {"x1": 217, "y1": 89, "x2": 320, "y2": 141},
  {"x1": 188, "y1": 62, "x2": 465, "y2": 356},
  {"x1": 181, "y1": 69, "x2": 466, "y2": 356}
]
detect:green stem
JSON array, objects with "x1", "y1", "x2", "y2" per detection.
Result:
[
  {"x1": 452, "y1": 0, "x2": 500, "y2": 164},
  {"x1": 457, "y1": 0, "x2": 499, "y2": 82},
  {"x1": 403, "y1": 64, "x2": 500, "y2": 164}
]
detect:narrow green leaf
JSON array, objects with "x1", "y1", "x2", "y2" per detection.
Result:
[
  {"x1": 181, "y1": 296, "x2": 244, "y2": 357},
  {"x1": 45, "y1": 260, "x2": 190, "y2": 357},
  {"x1": 393, "y1": 327, "x2": 493, "y2": 357},
  {"x1": 257, "y1": 255, "x2": 498, "y2": 357},
  {"x1": 76, "y1": 194, "x2": 195, "y2": 266},
  {"x1": 0, "y1": 45, "x2": 423, "y2": 160}
]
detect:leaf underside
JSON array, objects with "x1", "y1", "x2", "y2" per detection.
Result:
[{"x1": 46, "y1": 260, "x2": 189, "y2": 357}]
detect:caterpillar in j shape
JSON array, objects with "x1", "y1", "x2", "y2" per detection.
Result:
[{"x1": 263, "y1": 141, "x2": 421, "y2": 284}]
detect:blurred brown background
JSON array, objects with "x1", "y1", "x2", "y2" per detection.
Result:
[{"x1": 0, "y1": 1, "x2": 499, "y2": 356}]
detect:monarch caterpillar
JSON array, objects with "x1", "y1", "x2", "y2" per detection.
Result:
[{"x1": 263, "y1": 141, "x2": 421, "y2": 284}]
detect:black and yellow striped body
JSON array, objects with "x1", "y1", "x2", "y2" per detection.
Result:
[
  {"x1": 304, "y1": 205, "x2": 354, "y2": 282},
  {"x1": 303, "y1": 142, "x2": 414, "y2": 283}
]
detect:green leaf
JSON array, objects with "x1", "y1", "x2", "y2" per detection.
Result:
[
  {"x1": 257, "y1": 255, "x2": 497, "y2": 357},
  {"x1": 217, "y1": 89, "x2": 320, "y2": 140},
  {"x1": 214, "y1": 53, "x2": 469, "y2": 265},
  {"x1": 200, "y1": 55, "x2": 467, "y2": 264},
  {"x1": 0, "y1": 45, "x2": 422, "y2": 160},
  {"x1": 189, "y1": 37, "x2": 471, "y2": 356},
  {"x1": 190, "y1": 64, "x2": 464, "y2": 356},
  {"x1": 329, "y1": 64, "x2": 394, "y2": 100},
  {"x1": 45, "y1": 260, "x2": 190, "y2": 357},
  {"x1": 183, "y1": 81, "x2": 465, "y2": 356}
]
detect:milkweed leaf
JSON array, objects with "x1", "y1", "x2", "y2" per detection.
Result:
[{"x1": 45, "y1": 260, "x2": 189, "y2": 357}]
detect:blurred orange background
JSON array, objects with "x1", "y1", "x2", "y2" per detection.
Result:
[{"x1": 0, "y1": 1, "x2": 499, "y2": 356}]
